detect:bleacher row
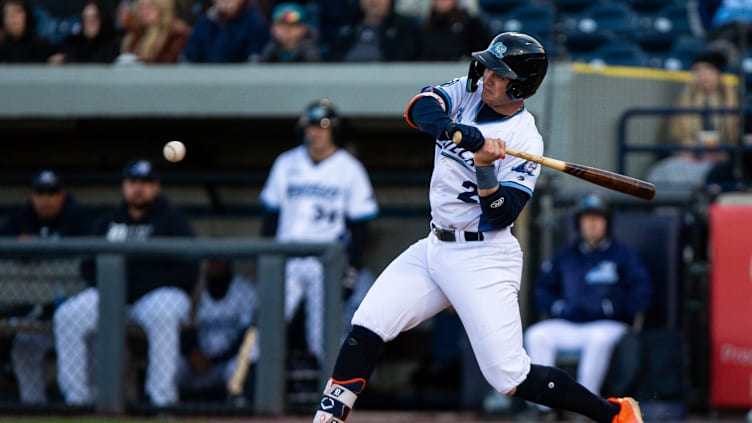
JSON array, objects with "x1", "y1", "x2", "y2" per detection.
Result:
[{"x1": 478, "y1": 0, "x2": 710, "y2": 70}]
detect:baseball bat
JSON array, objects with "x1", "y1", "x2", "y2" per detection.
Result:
[
  {"x1": 227, "y1": 326, "x2": 257, "y2": 397},
  {"x1": 452, "y1": 132, "x2": 655, "y2": 200}
]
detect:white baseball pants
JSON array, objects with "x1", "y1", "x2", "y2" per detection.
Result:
[
  {"x1": 352, "y1": 230, "x2": 531, "y2": 394},
  {"x1": 524, "y1": 319, "x2": 629, "y2": 394},
  {"x1": 54, "y1": 286, "x2": 191, "y2": 406}
]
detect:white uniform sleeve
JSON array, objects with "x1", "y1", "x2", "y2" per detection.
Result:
[
  {"x1": 346, "y1": 161, "x2": 379, "y2": 221},
  {"x1": 428, "y1": 76, "x2": 470, "y2": 118},
  {"x1": 259, "y1": 156, "x2": 285, "y2": 211},
  {"x1": 498, "y1": 128, "x2": 544, "y2": 197}
]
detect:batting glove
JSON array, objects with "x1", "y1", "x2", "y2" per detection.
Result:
[{"x1": 445, "y1": 122, "x2": 485, "y2": 152}]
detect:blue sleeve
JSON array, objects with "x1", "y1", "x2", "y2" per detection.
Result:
[
  {"x1": 533, "y1": 256, "x2": 563, "y2": 316},
  {"x1": 182, "y1": 21, "x2": 204, "y2": 62},
  {"x1": 409, "y1": 93, "x2": 452, "y2": 140},
  {"x1": 622, "y1": 249, "x2": 652, "y2": 320},
  {"x1": 479, "y1": 185, "x2": 530, "y2": 228}
]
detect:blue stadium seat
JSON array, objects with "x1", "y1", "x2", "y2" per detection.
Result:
[
  {"x1": 478, "y1": 0, "x2": 527, "y2": 15},
  {"x1": 653, "y1": 3, "x2": 694, "y2": 37},
  {"x1": 624, "y1": 0, "x2": 677, "y2": 14},
  {"x1": 557, "y1": 0, "x2": 603, "y2": 15},
  {"x1": 563, "y1": 2, "x2": 640, "y2": 55},
  {"x1": 500, "y1": 4, "x2": 562, "y2": 57},
  {"x1": 661, "y1": 36, "x2": 707, "y2": 71},
  {"x1": 587, "y1": 39, "x2": 651, "y2": 67}
]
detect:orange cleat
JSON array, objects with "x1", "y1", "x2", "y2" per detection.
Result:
[{"x1": 608, "y1": 397, "x2": 644, "y2": 423}]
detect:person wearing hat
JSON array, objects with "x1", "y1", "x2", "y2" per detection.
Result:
[
  {"x1": 521, "y1": 192, "x2": 651, "y2": 416},
  {"x1": 0, "y1": 170, "x2": 93, "y2": 404},
  {"x1": 255, "y1": 2, "x2": 321, "y2": 63},
  {"x1": 182, "y1": 0, "x2": 269, "y2": 62},
  {"x1": 54, "y1": 159, "x2": 200, "y2": 407}
]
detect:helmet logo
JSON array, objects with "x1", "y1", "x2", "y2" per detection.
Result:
[{"x1": 490, "y1": 42, "x2": 507, "y2": 58}]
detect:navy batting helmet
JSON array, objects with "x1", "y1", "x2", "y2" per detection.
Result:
[
  {"x1": 467, "y1": 32, "x2": 548, "y2": 100},
  {"x1": 574, "y1": 191, "x2": 611, "y2": 232},
  {"x1": 297, "y1": 98, "x2": 340, "y2": 131}
]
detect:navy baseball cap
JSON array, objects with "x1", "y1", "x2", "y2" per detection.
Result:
[
  {"x1": 122, "y1": 159, "x2": 159, "y2": 181},
  {"x1": 31, "y1": 170, "x2": 63, "y2": 193}
]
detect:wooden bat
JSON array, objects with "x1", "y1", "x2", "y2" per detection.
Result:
[
  {"x1": 227, "y1": 326, "x2": 257, "y2": 397},
  {"x1": 452, "y1": 132, "x2": 655, "y2": 200}
]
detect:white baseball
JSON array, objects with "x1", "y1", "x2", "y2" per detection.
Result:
[{"x1": 163, "y1": 140, "x2": 186, "y2": 162}]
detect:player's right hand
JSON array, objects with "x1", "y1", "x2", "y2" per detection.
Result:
[
  {"x1": 473, "y1": 138, "x2": 507, "y2": 166},
  {"x1": 447, "y1": 122, "x2": 485, "y2": 152}
]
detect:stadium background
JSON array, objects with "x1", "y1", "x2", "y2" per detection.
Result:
[{"x1": 1, "y1": 0, "x2": 752, "y2": 420}]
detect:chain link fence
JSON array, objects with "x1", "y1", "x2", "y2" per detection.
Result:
[{"x1": 0, "y1": 239, "x2": 344, "y2": 416}]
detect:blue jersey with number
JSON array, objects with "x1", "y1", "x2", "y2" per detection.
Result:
[{"x1": 428, "y1": 76, "x2": 543, "y2": 232}]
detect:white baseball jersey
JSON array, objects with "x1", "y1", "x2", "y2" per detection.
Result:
[
  {"x1": 429, "y1": 76, "x2": 543, "y2": 232},
  {"x1": 260, "y1": 146, "x2": 379, "y2": 243},
  {"x1": 195, "y1": 275, "x2": 257, "y2": 359}
]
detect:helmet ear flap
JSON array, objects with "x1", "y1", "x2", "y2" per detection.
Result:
[{"x1": 466, "y1": 60, "x2": 486, "y2": 92}]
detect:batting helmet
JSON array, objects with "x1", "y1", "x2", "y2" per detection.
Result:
[
  {"x1": 574, "y1": 191, "x2": 611, "y2": 232},
  {"x1": 467, "y1": 32, "x2": 548, "y2": 100},
  {"x1": 297, "y1": 98, "x2": 340, "y2": 131}
]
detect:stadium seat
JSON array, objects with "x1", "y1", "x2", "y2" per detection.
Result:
[
  {"x1": 653, "y1": 3, "x2": 694, "y2": 37},
  {"x1": 587, "y1": 39, "x2": 651, "y2": 67},
  {"x1": 563, "y1": 2, "x2": 640, "y2": 55},
  {"x1": 478, "y1": 0, "x2": 527, "y2": 15},
  {"x1": 497, "y1": 4, "x2": 563, "y2": 58},
  {"x1": 557, "y1": 0, "x2": 603, "y2": 15},
  {"x1": 661, "y1": 36, "x2": 707, "y2": 71},
  {"x1": 624, "y1": 0, "x2": 677, "y2": 14}
]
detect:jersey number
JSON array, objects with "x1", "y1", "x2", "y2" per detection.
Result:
[
  {"x1": 314, "y1": 206, "x2": 338, "y2": 223},
  {"x1": 457, "y1": 181, "x2": 479, "y2": 204}
]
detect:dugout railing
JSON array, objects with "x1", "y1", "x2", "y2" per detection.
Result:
[{"x1": 0, "y1": 237, "x2": 345, "y2": 416}]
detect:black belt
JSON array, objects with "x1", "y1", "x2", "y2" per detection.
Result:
[{"x1": 431, "y1": 224, "x2": 484, "y2": 242}]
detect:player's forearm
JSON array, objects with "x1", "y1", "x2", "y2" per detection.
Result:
[
  {"x1": 405, "y1": 95, "x2": 452, "y2": 139},
  {"x1": 478, "y1": 185, "x2": 529, "y2": 228}
]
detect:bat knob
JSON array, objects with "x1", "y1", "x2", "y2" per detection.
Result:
[{"x1": 452, "y1": 131, "x2": 462, "y2": 145}]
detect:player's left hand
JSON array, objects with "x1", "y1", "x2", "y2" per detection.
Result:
[{"x1": 473, "y1": 138, "x2": 507, "y2": 166}]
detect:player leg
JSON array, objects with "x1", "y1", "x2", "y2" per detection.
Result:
[
  {"x1": 130, "y1": 286, "x2": 191, "y2": 406},
  {"x1": 576, "y1": 320, "x2": 629, "y2": 394},
  {"x1": 313, "y1": 238, "x2": 450, "y2": 423},
  {"x1": 53, "y1": 287, "x2": 99, "y2": 405},
  {"x1": 11, "y1": 332, "x2": 54, "y2": 404},
  {"x1": 300, "y1": 256, "x2": 325, "y2": 364},
  {"x1": 431, "y1": 237, "x2": 635, "y2": 423}
]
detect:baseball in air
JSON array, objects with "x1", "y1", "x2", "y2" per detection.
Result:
[{"x1": 163, "y1": 140, "x2": 186, "y2": 162}]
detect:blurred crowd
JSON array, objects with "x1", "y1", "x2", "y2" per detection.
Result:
[{"x1": 0, "y1": 0, "x2": 492, "y2": 64}]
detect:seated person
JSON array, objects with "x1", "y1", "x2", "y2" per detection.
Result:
[
  {"x1": 524, "y1": 192, "x2": 651, "y2": 408},
  {"x1": 177, "y1": 259, "x2": 258, "y2": 398},
  {"x1": 646, "y1": 49, "x2": 739, "y2": 188},
  {"x1": 254, "y1": 2, "x2": 320, "y2": 63}
]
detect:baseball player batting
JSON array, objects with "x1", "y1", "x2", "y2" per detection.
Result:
[{"x1": 312, "y1": 32, "x2": 644, "y2": 423}]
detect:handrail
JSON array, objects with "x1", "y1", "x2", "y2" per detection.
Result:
[{"x1": 617, "y1": 106, "x2": 752, "y2": 174}]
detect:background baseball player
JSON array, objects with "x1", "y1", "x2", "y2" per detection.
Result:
[
  {"x1": 177, "y1": 259, "x2": 258, "y2": 398},
  {"x1": 54, "y1": 159, "x2": 200, "y2": 406},
  {"x1": 312, "y1": 32, "x2": 643, "y2": 423},
  {"x1": 524, "y1": 191, "x2": 651, "y2": 413},
  {"x1": 260, "y1": 98, "x2": 379, "y2": 367}
]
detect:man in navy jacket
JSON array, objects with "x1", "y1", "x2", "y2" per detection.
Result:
[
  {"x1": 54, "y1": 159, "x2": 199, "y2": 407},
  {"x1": 524, "y1": 192, "x2": 651, "y2": 406}
]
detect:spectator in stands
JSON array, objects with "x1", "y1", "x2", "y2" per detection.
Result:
[
  {"x1": 48, "y1": 0, "x2": 121, "y2": 64},
  {"x1": 419, "y1": 0, "x2": 488, "y2": 61},
  {"x1": 177, "y1": 259, "x2": 258, "y2": 398},
  {"x1": 318, "y1": 0, "x2": 358, "y2": 60},
  {"x1": 259, "y1": 98, "x2": 379, "y2": 368},
  {"x1": 523, "y1": 192, "x2": 651, "y2": 414},
  {"x1": 32, "y1": 0, "x2": 92, "y2": 47},
  {"x1": 646, "y1": 48, "x2": 739, "y2": 187},
  {"x1": 54, "y1": 159, "x2": 200, "y2": 407},
  {"x1": 254, "y1": 2, "x2": 320, "y2": 63},
  {"x1": 0, "y1": 170, "x2": 93, "y2": 404},
  {"x1": 181, "y1": 0, "x2": 269, "y2": 63},
  {"x1": 118, "y1": 0, "x2": 190, "y2": 63},
  {"x1": 330, "y1": 0, "x2": 421, "y2": 62},
  {"x1": 0, "y1": 0, "x2": 54, "y2": 62}
]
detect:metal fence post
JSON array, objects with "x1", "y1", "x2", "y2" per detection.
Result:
[
  {"x1": 255, "y1": 254, "x2": 286, "y2": 415},
  {"x1": 320, "y1": 246, "x2": 344, "y2": 390},
  {"x1": 96, "y1": 254, "x2": 126, "y2": 414}
]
